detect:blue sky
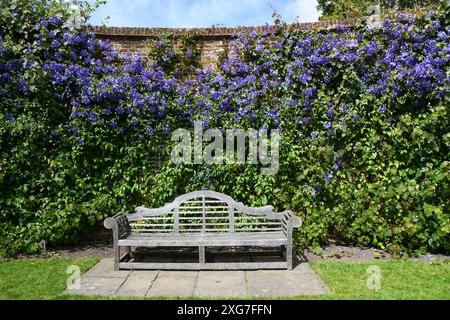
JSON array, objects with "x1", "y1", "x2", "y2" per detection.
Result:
[{"x1": 88, "y1": 0, "x2": 320, "y2": 28}]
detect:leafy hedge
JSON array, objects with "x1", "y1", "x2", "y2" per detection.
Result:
[{"x1": 1, "y1": 0, "x2": 449, "y2": 256}]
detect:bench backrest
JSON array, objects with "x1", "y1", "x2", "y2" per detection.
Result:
[{"x1": 126, "y1": 190, "x2": 288, "y2": 235}]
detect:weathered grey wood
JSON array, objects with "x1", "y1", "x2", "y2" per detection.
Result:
[
  {"x1": 201, "y1": 196, "x2": 206, "y2": 233},
  {"x1": 174, "y1": 208, "x2": 179, "y2": 233},
  {"x1": 235, "y1": 222, "x2": 281, "y2": 226},
  {"x1": 130, "y1": 222, "x2": 283, "y2": 228},
  {"x1": 133, "y1": 229, "x2": 174, "y2": 233},
  {"x1": 118, "y1": 233, "x2": 288, "y2": 247},
  {"x1": 104, "y1": 212, "x2": 130, "y2": 271},
  {"x1": 285, "y1": 211, "x2": 301, "y2": 270},
  {"x1": 132, "y1": 229, "x2": 285, "y2": 234},
  {"x1": 104, "y1": 191, "x2": 302, "y2": 270},
  {"x1": 130, "y1": 223, "x2": 175, "y2": 227},
  {"x1": 130, "y1": 191, "x2": 283, "y2": 220},
  {"x1": 235, "y1": 228, "x2": 283, "y2": 231},
  {"x1": 228, "y1": 207, "x2": 235, "y2": 233},
  {"x1": 181, "y1": 208, "x2": 220, "y2": 211},
  {"x1": 118, "y1": 261, "x2": 288, "y2": 270},
  {"x1": 287, "y1": 242, "x2": 293, "y2": 270},
  {"x1": 179, "y1": 216, "x2": 226, "y2": 220},
  {"x1": 177, "y1": 210, "x2": 230, "y2": 214},
  {"x1": 199, "y1": 246, "x2": 205, "y2": 264}
]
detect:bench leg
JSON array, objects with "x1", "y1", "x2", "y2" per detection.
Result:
[
  {"x1": 287, "y1": 243, "x2": 293, "y2": 270},
  {"x1": 114, "y1": 244, "x2": 120, "y2": 271},
  {"x1": 199, "y1": 246, "x2": 205, "y2": 265}
]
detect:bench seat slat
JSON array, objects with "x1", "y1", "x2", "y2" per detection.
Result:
[
  {"x1": 132, "y1": 230, "x2": 285, "y2": 234},
  {"x1": 133, "y1": 228, "x2": 283, "y2": 233},
  {"x1": 118, "y1": 232, "x2": 287, "y2": 246}
]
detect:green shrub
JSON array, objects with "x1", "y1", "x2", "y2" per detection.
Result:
[{"x1": 0, "y1": 1, "x2": 448, "y2": 256}]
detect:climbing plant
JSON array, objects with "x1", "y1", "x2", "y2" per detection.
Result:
[{"x1": 0, "y1": 0, "x2": 449, "y2": 256}]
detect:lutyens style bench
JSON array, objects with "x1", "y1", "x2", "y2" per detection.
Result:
[{"x1": 104, "y1": 191, "x2": 301, "y2": 270}]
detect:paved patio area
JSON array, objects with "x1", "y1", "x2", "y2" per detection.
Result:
[{"x1": 64, "y1": 257, "x2": 330, "y2": 298}]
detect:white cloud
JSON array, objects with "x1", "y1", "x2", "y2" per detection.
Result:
[{"x1": 282, "y1": 0, "x2": 319, "y2": 23}]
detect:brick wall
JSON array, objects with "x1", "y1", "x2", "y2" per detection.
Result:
[{"x1": 90, "y1": 18, "x2": 360, "y2": 68}]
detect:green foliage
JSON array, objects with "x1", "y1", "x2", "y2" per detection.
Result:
[
  {"x1": 148, "y1": 34, "x2": 201, "y2": 78},
  {"x1": 0, "y1": 1, "x2": 449, "y2": 257},
  {"x1": 317, "y1": 0, "x2": 443, "y2": 19}
]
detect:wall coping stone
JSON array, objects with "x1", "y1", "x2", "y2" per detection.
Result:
[{"x1": 90, "y1": 18, "x2": 361, "y2": 38}]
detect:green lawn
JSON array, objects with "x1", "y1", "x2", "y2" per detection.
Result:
[
  {"x1": 0, "y1": 257, "x2": 448, "y2": 300},
  {"x1": 308, "y1": 260, "x2": 450, "y2": 300},
  {"x1": 0, "y1": 257, "x2": 100, "y2": 299}
]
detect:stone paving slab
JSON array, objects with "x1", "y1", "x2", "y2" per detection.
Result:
[
  {"x1": 64, "y1": 258, "x2": 330, "y2": 298},
  {"x1": 83, "y1": 258, "x2": 130, "y2": 279},
  {"x1": 115, "y1": 271, "x2": 158, "y2": 297},
  {"x1": 146, "y1": 271, "x2": 198, "y2": 297},
  {"x1": 194, "y1": 271, "x2": 247, "y2": 298},
  {"x1": 64, "y1": 276, "x2": 127, "y2": 296}
]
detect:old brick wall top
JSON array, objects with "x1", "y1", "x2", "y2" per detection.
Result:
[{"x1": 90, "y1": 18, "x2": 360, "y2": 68}]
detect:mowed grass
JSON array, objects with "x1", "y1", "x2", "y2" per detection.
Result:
[
  {"x1": 308, "y1": 260, "x2": 450, "y2": 300},
  {"x1": 0, "y1": 257, "x2": 448, "y2": 299},
  {"x1": 0, "y1": 257, "x2": 99, "y2": 299}
]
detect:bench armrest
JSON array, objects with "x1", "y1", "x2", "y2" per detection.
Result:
[
  {"x1": 104, "y1": 212, "x2": 131, "y2": 239},
  {"x1": 282, "y1": 210, "x2": 302, "y2": 233},
  {"x1": 289, "y1": 215, "x2": 302, "y2": 229}
]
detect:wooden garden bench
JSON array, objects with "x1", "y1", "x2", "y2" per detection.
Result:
[{"x1": 104, "y1": 190, "x2": 301, "y2": 270}]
